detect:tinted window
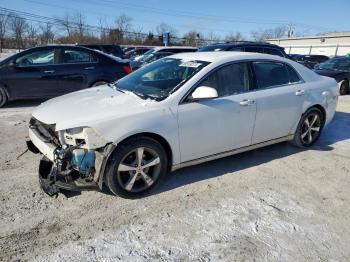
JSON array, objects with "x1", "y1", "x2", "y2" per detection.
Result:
[
  {"x1": 198, "y1": 63, "x2": 251, "y2": 97},
  {"x1": 264, "y1": 48, "x2": 284, "y2": 57},
  {"x1": 244, "y1": 46, "x2": 264, "y2": 53},
  {"x1": 229, "y1": 47, "x2": 244, "y2": 51},
  {"x1": 15, "y1": 49, "x2": 54, "y2": 66},
  {"x1": 198, "y1": 45, "x2": 228, "y2": 52},
  {"x1": 286, "y1": 64, "x2": 301, "y2": 83},
  {"x1": 164, "y1": 48, "x2": 196, "y2": 53},
  {"x1": 61, "y1": 49, "x2": 98, "y2": 64},
  {"x1": 103, "y1": 46, "x2": 122, "y2": 56},
  {"x1": 253, "y1": 62, "x2": 289, "y2": 89}
]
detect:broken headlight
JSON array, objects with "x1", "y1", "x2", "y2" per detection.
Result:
[{"x1": 61, "y1": 127, "x2": 108, "y2": 149}]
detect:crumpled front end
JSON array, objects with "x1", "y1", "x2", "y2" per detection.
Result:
[{"x1": 27, "y1": 117, "x2": 115, "y2": 196}]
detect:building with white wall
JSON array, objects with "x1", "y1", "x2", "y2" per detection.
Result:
[{"x1": 268, "y1": 32, "x2": 350, "y2": 57}]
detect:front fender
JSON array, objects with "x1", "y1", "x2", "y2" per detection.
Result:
[{"x1": 91, "y1": 106, "x2": 180, "y2": 165}]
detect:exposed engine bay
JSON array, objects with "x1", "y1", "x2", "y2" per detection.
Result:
[{"x1": 27, "y1": 118, "x2": 115, "y2": 196}]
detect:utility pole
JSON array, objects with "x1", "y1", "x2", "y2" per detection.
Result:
[{"x1": 287, "y1": 24, "x2": 294, "y2": 38}]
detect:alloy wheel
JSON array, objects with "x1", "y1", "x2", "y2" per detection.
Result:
[
  {"x1": 116, "y1": 147, "x2": 161, "y2": 193},
  {"x1": 300, "y1": 113, "x2": 321, "y2": 145}
]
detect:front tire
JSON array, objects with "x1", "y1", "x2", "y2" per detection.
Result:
[
  {"x1": 339, "y1": 80, "x2": 349, "y2": 96},
  {"x1": 292, "y1": 107, "x2": 324, "y2": 148},
  {"x1": 105, "y1": 136, "x2": 168, "y2": 199},
  {"x1": 0, "y1": 87, "x2": 8, "y2": 108}
]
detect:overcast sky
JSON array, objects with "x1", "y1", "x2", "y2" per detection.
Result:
[{"x1": 1, "y1": 0, "x2": 349, "y2": 38}]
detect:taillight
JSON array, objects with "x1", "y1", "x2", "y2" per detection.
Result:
[{"x1": 122, "y1": 65, "x2": 133, "y2": 74}]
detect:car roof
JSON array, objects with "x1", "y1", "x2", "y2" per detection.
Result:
[
  {"x1": 169, "y1": 51, "x2": 287, "y2": 63},
  {"x1": 153, "y1": 46, "x2": 197, "y2": 51},
  {"x1": 203, "y1": 41, "x2": 284, "y2": 49}
]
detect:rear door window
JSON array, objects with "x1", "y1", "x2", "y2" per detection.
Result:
[
  {"x1": 253, "y1": 62, "x2": 290, "y2": 89},
  {"x1": 61, "y1": 49, "x2": 98, "y2": 64},
  {"x1": 286, "y1": 64, "x2": 301, "y2": 83}
]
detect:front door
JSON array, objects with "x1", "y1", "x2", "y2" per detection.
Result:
[
  {"x1": 4, "y1": 48, "x2": 59, "y2": 99},
  {"x1": 178, "y1": 62, "x2": 257, "y2": 162}
]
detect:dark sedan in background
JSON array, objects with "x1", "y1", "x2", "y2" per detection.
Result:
[
  {"x1": 314, "y1": 56, "x2": 350, "y2": 95},
  {"x1": 291, "y1": 54, "x2": 329, "y2": 69},
  {"x1": 0, "y1": 45, "x2": 132, "y2": 107}
]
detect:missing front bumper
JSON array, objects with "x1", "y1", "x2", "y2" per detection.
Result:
[{"x1": 38, "y1": 157, "x2": 99, "y2": 197}]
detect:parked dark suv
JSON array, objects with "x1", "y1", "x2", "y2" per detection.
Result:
[
  {"x1": 78, "y1": 44, "x2": 124, "y2": 58},
  {"x1": 0, "y1": 45, "x2": 132, "y2": 107},
  {"x1": 198, "y1": 41, "x2": 289, "y2": 58}
]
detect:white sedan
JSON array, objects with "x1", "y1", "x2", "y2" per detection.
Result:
[{"x1": 27, "y1": 52, "x2": 338, "y2": 198}]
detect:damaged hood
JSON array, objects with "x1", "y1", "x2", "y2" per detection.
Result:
[{"x1": 32, "y1": 85, "x2": 155, "y2": 131}]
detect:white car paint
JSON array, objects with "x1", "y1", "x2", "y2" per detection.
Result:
[{"x1": 31, "y1": 52, "x2": 338, "y2": 171}]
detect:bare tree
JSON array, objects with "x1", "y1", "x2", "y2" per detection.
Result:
[
  {"x1": 0, "y1": 12, "x2": 9, "y2": 52},
  {"x1": 10, "y1": 14, "x2": 28, "y2": 50},
  {"x1": 205, "y1": 31, "x2": 221, "y2": 45},
  {"x1": 251, "y1": 25, "x2": 287, "y2": 41},
  {"x1": 27, "y1": 23, "x2": 38, "y2": 47},
  {"x1": 183, "y1": 31, "x2": 200, "y2": 46},
  {"x1": 98, "y1": 16, "x2": 109, "y2": 43},
  {"x1": 225, "y1": 32, "x2": 245, "y2": 42},
  {"x1": 57, "y1": 13, "x2": 72, "y2": 37},
  {"x1": 39, "y1": 22, "x2": 54, "y2": 44},
  {"x1": 71, "y1": 12, "x2": 86, "y2": 42},
  {"x1": 156, "y1": 22, "x2": 177, "y2": 37},
  {"x1": 115, "y1": 14, "x2": 132, "y2": 44}
]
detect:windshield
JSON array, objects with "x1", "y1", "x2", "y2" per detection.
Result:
[
  {"x1": 115, "y1": 58, "x2": 209, "y2": 100},
  {"x1": 318, "y1": 57, "x2": 350, "y2": 71}
]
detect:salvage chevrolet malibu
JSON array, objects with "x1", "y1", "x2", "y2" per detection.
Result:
[{"x1": 27, "y1": 52, "x2": 338, "y2": 198}]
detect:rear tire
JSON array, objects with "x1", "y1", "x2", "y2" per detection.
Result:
[
  {"x1": 105, "y1": 136, "x2": 168, "y2": 199},
  {"x1": 0, "y1": 87, "x2": 8, "y2": 108},
  {"x1": 292, "y1": 107, "x2": 324, "y2": 148},
  {"x1": 339, "y1": 80, "x2": 349, "y2": 96},
  {"x1": 91, "y1": 81, "x2": 108, "y2": 87}
]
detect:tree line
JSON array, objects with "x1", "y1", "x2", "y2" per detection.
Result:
[{"x1": 0, "y1": 10, "x2": 290, "y2": 52}]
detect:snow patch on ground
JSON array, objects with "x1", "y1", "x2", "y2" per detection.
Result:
[{"x1": 35, "y1": 190, "x2": 347, "y2": 261}]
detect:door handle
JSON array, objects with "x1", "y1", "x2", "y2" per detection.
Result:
[
  {"x1": 295, "y1": 90, "x2": 305, "y2": 96},
  {"x1": 239, "y1": 99, "x2": 255, "y2": 106},
  {"x1": 84, "y1": 66, "x2": 95, "y2": 70},
  {"x1": 44, "y1": 70, "x2": 55, "y2": 74}
]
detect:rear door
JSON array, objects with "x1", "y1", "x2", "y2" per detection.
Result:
[
  {"x1": 250, "y1": 61, "x2": 304, "y2": 144},
  {"x1": 54, "y1": 47, "x2": 99, "y2": 95},
  {"x1": 4, "y1": 47, "x2": 60, "y2": 99}
]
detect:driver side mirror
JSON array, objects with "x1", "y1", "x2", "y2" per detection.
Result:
[
  {"x1": 189, "y1": 86, "x2": 218, "y2": 101},
  {"x1": 314, "y1": 63, "x2": 320, "y2": 69}
]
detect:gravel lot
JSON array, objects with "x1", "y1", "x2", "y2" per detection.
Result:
[{"x1": 0, "y1": 97, "x2": 349, "y2": 261}]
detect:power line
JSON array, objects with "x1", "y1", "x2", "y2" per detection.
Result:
[
  {"x1": 0, "y1": 7, "x2": 222, "y2": 42},
  {"x1": 22, "y1": 0, "x2": 234, "y2": 34}
]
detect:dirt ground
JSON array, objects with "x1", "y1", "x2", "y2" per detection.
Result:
[{"x1": 0, "y1": 97, "x2": 349, "y2": 262}]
